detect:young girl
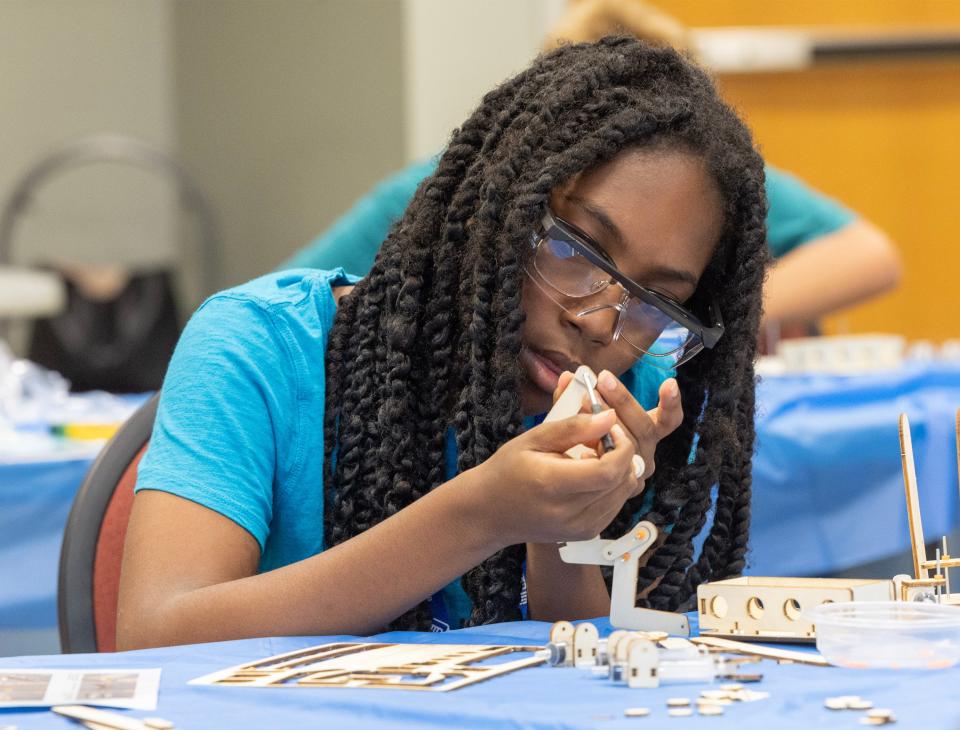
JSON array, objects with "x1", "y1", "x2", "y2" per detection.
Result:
[{"x1": 116, "y1": 38, "x2": 767, "y2": 648}]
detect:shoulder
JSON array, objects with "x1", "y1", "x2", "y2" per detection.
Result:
[
  {"x1": 168, "y1": 267, "x2": 360, "y2": 403},
  {"x1": 208, "y1": 267, "x2": 359, "y2": 312}
]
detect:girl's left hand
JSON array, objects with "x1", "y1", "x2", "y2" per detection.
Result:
[{"x1": 553, "y1": 369, "x2": 684, "y2": 497}]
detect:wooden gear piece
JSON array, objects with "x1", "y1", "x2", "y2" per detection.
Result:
[
  {"x1": 189, "y1": 642, "x2": 546, "y2": 692},
  {"x1": 895, "y1": 411, "x2": 960, "y2": 604},
  {"x1": 547, "y1": 365, "x2": 689, "y2": 636}
]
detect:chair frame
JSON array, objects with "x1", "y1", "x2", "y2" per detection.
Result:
[{"x1": 57, "y1": 394, "x2": 158, "y2": 653}]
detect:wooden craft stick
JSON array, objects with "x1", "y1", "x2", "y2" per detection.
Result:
[
  {"x1": 689, "y1": 637, "x2": 830, "y2": 667},
  {"x1": 52, "y1": 705, "x2": 154, "y2": 730},
  {"x1": 899, "y1": 413, "x2": 929, "y2": 579}
]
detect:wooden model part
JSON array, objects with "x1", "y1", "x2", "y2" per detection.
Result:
[
  {"x1": 690, "y1": 636, "x2": 830, "y2": 667},
  {"x1": 625, "y1": 637, "x2": 658, "y2": 688},
  {"x1": 895, "y1": 412, "x2": 960, "y2": 602},
  {"x1": 548, "y1": 621, "x2": 576, "y2": 667},
  {"x1": 697, "y1": 576, "x2": 894, "y2": 643},
  {"x1": 190, "y1": 643, "x2": 545, "y2": 692},
  {"x1": 52, "y1": 705, "x2": 163, "y2": 730},
  {"x1": 900, "y1": 413, "x2": 930, "y2": 580},
  {"x1": 547, "y1": 366, "x2": 689, "y2": 637},
  {"x1": 573, "y1": 623, "x2": 599, "y2": 667}
]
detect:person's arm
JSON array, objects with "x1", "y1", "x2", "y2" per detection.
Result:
[
  {"x1": 525, "y1": 542, "x2": 610, "y2": 622},
  {"x1": 117, "y1": 467, "x2": 502, "y2": 649},
  {"x1": 119, "y1": 395, "x2": 641, "y2": 648},
  {"x1": 762, "y1": 166, "x2": 902, "y2": 326},
  {"x1": 762, "y1": 219, "x2": 902, "y2": 326}
]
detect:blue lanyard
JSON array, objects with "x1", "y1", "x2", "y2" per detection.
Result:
[{"x1": 428, "y1": 592, "x2": 451, "y2": 632}]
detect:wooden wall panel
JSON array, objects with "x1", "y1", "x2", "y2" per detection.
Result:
[{"x1": 661, "y1": 1, "x2": 960, "y2": 341}]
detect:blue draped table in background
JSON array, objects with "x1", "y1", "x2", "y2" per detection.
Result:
[{"x1": 2, "y1": 362, "x2": 960, "y2": 655}]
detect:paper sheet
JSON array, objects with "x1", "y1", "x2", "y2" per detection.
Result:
[{"x1": 0, "y1": 668, "x2": 161, "y2": 710}]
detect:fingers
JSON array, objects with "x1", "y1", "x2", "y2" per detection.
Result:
[
  {"x1": 548, "y1": 422, "x2": 635, "y2": 492},
  {"x1": 525, "y1": 410, "x2": 617, "y2": 453},
  {"x1": 552, "y1": 370, "x2": 575, "y2": 405},
  {"x1": 646, "y1": 377, "x2": 684, "y2": 440},
  {"x1": 596, "y1": 370, "x2": 683, "y2": 442},
  {"x1": 596, "y1": 369, "x2": 656, "y2": 447}
]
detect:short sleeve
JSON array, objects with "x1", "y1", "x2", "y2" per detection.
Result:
[
  {"x1": 136, "y1": 294, "x2": 298, "y2": 551},
  {"x1": 764, "y1": 165, "x2": 858, "y2": 259}
]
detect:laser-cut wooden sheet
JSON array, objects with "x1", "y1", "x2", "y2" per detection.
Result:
[{"x1": 190, "y1": 642, "x2": 546, "y2": 692}]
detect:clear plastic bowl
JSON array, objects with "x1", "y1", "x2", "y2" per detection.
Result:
[{"x1": 806, "y1": 601, "x2": 960, "y2": 670}]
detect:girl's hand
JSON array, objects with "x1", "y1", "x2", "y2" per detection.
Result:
[
  {"x1": 597, "y1": 369, "x2": 683, "y2": 482},
  {"x1": 561, "y1": 370, "x2": 684, "y2": 498},
  {"x1": 475, "y1": 409, "x2": 638, "y2": 546}
]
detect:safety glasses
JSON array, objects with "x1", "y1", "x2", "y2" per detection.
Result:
[{"x1": 525, "y1": 207, "x2": 724, "y2": 369}]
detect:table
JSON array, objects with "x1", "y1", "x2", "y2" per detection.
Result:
[
  {"x1": 3, "y1": 363, "x2": 960, "y2": 657},
  {"x1": 0, "y1": 394, "x2": 148, "y2": 656},
  {"x1": 1, "y1": 617, "x2": 958, "y2": 729},
  {"x1": 0, "y1": 457, "x2": 96, "y2": 656}
]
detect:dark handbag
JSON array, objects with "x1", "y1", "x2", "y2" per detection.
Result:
[{"x1": 28, "y1": 269, "x2": 180, "y2": 393}]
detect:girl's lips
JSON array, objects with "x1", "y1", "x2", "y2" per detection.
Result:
[{"x1": 520, "y1": 347, "x2": 567, "y2": 394}]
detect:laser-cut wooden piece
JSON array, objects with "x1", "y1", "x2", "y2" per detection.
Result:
[
  {"x1": 573, "y1": 623, "x2": 599, "y2": 667},
  {"x1": 900, "y1": 413, "x2": 929, "y2": 581},
  {"x1": 548, "y1": 365, "x2": 689, "y2": 636},
  {"x1": 549, "y1": 621, "x2": 575, "y2": 666},
  {"x1": 190, "y1": 642, "x2": 545, "y2": 692},
  {"x1": 626, "y1": 638, "x2": 659, "y2": 688},
  {"x1": 894, "y1": 411, "x2": 960, "y2": 602},
  {"x1": 690, "y1": 637, "x2": 830, "y2": 667},
  {"x1": 696, "y1": 576, "x2": 894, "y2": 643}
]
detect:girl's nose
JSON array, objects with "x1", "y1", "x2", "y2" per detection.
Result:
[{"x1": 566, "y1": 289, "x2": 627, "y2": 346}]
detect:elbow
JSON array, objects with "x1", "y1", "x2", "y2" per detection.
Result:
[
  {"x1": 115, "y1": 594, "x2": 190, "y2": 651},
  {"x1": 115, "y1": 605, "x2": 166, "y2": 651},
  {"x1": 860, "y1": 221, "x2": 903, "y2": 295}
]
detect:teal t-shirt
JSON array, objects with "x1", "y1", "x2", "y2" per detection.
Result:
[
  {"x1": 137, "y1": 268, "x2": 665, "y2": 631},
  {"x1": 764, "y1": 167, "x2": 856, "y2": 258},
  {"x1": 282, "y1": 160, "x2": 856, "y2": 276}
]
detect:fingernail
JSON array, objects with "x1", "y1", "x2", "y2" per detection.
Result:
[
  {"x1": 592, "y1": 409, "x2": 615, "y2": 423},
  {"x1": 611, "y1": 424, "x2": 625, "y2": 439},
  {"x1": 666, "y1": 378, "x2": 679, "y2": 400},
  {"x1": 599, "y1": 370, "x2": 617, "y2": 392}
]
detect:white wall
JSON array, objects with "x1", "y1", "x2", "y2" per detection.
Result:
[
  {"x1": 0, "y1": 0, "x2": 177, "y2": 270},
  {"x1": 172, "y1": 0, "x2": 406, "y2": 291},
  {"x1": 0, "y1": 0, "x2": 570, "y2": 305},
  {"x1": 402, "y1": 0, "x2": 563, "y2": 161}
]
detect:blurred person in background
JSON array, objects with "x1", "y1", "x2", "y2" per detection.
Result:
[{"x1": 283, "y1": 0, "x2": 901, "y2": 338}]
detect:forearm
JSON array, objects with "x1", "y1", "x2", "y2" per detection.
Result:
[
  {"x1": 117, "y1": 469, "x2": 501, "y2": 649},
  {"x1": 763, "y1": 220, "x2": 902, "y2": 325},
  {"x1": 524, "y1": 542, "x2": 609, "y2": 622}
]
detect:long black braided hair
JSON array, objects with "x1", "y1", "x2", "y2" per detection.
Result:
[{"x1": 323, "y1": 37, "x2": 768, "y2": 629}]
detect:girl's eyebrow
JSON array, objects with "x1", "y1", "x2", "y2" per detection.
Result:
[
  {"x1": 565, "y1": 193, "x2": 624, "y2": 249},
  {"x1": 565, "y1": 193, "x2": 699, "y2": 290}
]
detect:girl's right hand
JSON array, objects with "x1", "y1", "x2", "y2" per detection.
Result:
[{"x1": 475, "y1": 408, "x2": 637, "y2": 547}]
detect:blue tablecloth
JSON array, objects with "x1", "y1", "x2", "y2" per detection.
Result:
[
  {"x1": 747, "y1": 362, "x2": 960, "y2": 576},
  {"x1": 3, "y1": 363, "x2": 960, "y2": 656},
  {"x1": 0, "y1": 458, "x2": 94, "y2": 655},
  {"x1": 1, "y1": 617, "x2": 958, "y2": 729}
]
